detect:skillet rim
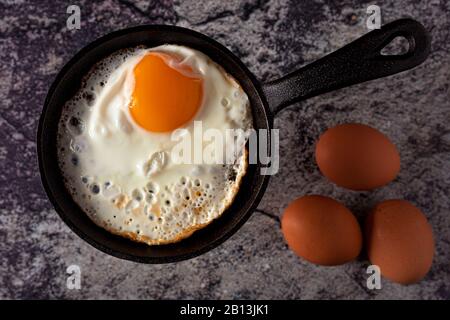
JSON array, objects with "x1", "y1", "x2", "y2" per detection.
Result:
[{"x1": 37, "y1": 24, "x2": 273, "y2": 263}]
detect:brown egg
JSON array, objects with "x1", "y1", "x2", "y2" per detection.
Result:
[
  {"x1": 281, "y1": 195, "x2": 362, "y2": 266},
  {"x1": 315, "y1": 123, "x2": 400, "y2": 190},
  {"x1": 365, "y1": 200, "x2": 435, "y2": 284}
]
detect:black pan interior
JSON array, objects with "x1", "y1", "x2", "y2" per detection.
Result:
[{"x1": 38, "y1": 25, "x2": 272, "y2": 263}]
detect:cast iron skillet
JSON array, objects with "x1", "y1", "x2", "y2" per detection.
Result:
[{"x1": 38, "y1": 19, "x2": 430, "y2": 263}]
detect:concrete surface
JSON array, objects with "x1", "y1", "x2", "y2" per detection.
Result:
[{"x1": 0, "y1": 0, "x2": 449, "y2": 299}]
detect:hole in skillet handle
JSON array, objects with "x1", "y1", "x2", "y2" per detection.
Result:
[
  {"x1": 380, "y1": 36, "x2": 410, "y2": 56},
  {"x1": 262, "y1": 18, "x2": 431, "y2": 114}
]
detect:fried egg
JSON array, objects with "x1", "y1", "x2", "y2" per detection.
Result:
[{"x1": 57, "y1": 45, "x2": 252, "y2": 245}]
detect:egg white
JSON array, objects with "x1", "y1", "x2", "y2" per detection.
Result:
[{"x1": 57, "y1": 45, "x2": 253, "y2": 244}]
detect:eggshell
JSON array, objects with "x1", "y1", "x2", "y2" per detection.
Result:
[
  {"x1": 281, "y1": 195, "x2": 362, "y2": 266},
  {"x1": 315, "y1": 123, "x2": 400, "y2": 190},
  {"x1": 365, "y1": 200, "x2": 435, "y2": 285}
]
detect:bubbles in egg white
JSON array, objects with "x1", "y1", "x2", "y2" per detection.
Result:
[{"x1": 57, "y1": 45, "x2": 253, "y2": 244}]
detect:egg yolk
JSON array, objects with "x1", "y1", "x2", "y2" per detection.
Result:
[{"x1": 129, "y1": 52, "x2": 203, "y2": 132}]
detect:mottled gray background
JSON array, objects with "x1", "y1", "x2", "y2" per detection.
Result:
[{"x1": 0, "y1": 0, "x2": 449, "y2": 300}]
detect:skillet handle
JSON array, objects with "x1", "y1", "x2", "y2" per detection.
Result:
[{"x1": 262, "y1": 18, "x2": 431, "y2": 114}]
